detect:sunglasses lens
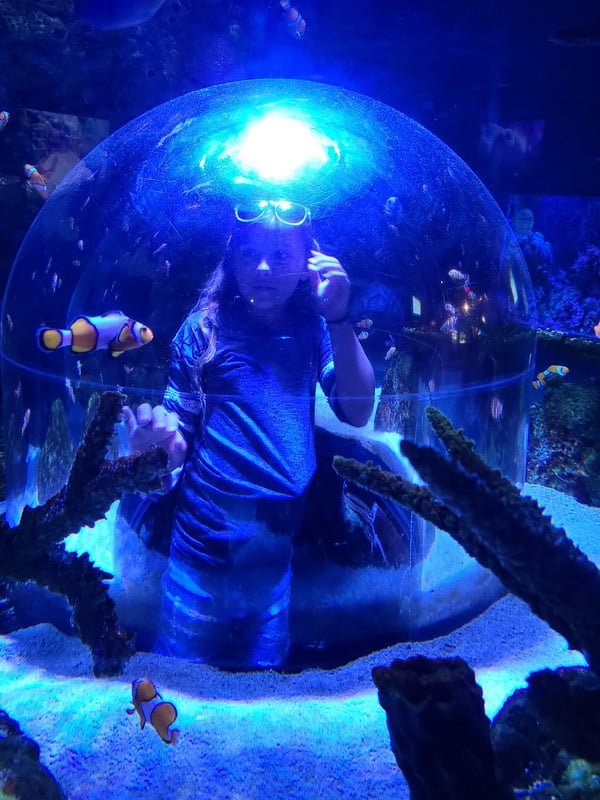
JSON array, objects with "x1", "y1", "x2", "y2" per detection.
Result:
[
  {"x1": 234, "y1": 200, "x2": 310, "y2": 225},
  {"x1": 235, "y1": 204, "x2": 262, "y2": 222},
  {"x1": 274, "y1": 202, "x2": 308, "y2": 225}
]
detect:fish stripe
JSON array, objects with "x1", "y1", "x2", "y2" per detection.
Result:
[{"x1": 116, "y1": 322, "x2": 136, "y2": 346}]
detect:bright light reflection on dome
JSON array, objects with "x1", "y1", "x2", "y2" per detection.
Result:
[{"x1": 231, "y1": 112, "x2": 335, "y2": 182}]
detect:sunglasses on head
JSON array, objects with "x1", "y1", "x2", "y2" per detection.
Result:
[{"x1": 234, "y1": 200, "x2": 311, "y2": 226}]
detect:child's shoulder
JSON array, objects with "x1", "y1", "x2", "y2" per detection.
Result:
[{"x1": 173, "y1": 311, "x2": 210, "y2": 353}]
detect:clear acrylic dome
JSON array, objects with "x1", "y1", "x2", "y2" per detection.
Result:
[{"x1": 1, "y1": 79, "x2": 536, "y2": 665}]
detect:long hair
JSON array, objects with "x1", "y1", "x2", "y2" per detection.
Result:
[{"x1": 191, "y1": 213, "x2": 318, "y2": 371}]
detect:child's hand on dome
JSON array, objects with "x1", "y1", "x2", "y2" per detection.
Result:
[
  {"x1": 307, "y1": 250, "x2": 351, "y2": 323},
  {"x1": 122, "y1": 403, "x2": 187, "y2": 471}
]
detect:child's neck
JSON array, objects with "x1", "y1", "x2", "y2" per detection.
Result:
[{"x1": 248, "y1": 305, "x2": 287, "y2": 330}]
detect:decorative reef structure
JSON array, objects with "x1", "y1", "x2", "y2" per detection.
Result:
[
  {"x1": 0, "y1": 390, "x2": 168, "y2": 678},
  {"x1": 372, "y1": 656, "x2": 513, "y2": 800},
  {"x1": 527, "y1": 330, "x2": 600, "y2": 507},
  {"x1": 334, "y1": 407, "x2": 600, "y2": 799},
  {"x1": 0, "y1": 708, "x2": 66, "y2": 800}
]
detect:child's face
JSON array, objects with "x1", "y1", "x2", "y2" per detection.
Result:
[{"x1": 233, "y1": 224, "x2": 308, "y2": 315}]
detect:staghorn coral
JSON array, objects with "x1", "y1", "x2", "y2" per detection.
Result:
[
  {"x1": 333, "y1": 406, "x2": 600, "y2": 675},
  {"x1": 0, "y1": 390, "x2": 168, "y2": 677}
]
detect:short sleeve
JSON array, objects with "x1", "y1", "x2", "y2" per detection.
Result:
[{"x1": 163, "y1": 312, "x2": 206, "y2": 443}]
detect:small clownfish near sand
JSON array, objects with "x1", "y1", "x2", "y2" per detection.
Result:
[
  {"x1": 127, "y1": 678, "x2": 179, "y2": 745},
  {"x1": 280, "y1": 0, "x2": 306, "y2": 38},
  {"x1": 24, "y1": 163, "x2": 48, "y2": 198},
  {"x1": 36, "y1": 310, "x2": 153, "y2": 358},
  {"x1": 532, "y1": 364, "x2": 569, "y2": 389}
]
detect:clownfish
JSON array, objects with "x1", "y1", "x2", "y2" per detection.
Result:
[
  {"x1": 532, "y1": 364, "x2": 569, "y2": 389},
  {"x1": 0, "y1": 111, "x2": 9, "y2": 132},
  {"x1": 36, "y1": 310, "x2": 153, "y2": 358},
  {"x1": 24, "y1": 163, "x2": 47, "y2": 197},
  {"x1": 280, "y1": 0, "x2": 306, "y2": 38},
  {"x1": 448, "y1": 268, "x2": 468, "y2": 282},
  {"x1": 126, "y1": 678, "x2": 179, "y2": 745},
  {"x1": 355, "y1": 318, "x2": 373, "y2": 341}
]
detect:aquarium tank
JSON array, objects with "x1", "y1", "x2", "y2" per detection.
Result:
[{"x1": 1, "y1": 78, "x2": 536, "y2": 666}]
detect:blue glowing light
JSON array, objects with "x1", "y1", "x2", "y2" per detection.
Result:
[{"x1": 226, "y1": 111, "x2": 339, "y2": 184}]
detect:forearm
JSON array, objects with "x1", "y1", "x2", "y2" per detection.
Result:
[{"x1": 326, "y1": 318, "x2": 375, "y2": 426}]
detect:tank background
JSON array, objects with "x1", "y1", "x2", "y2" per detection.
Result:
[
  {"x1": 0, "y1": 0, "x2": 599, "y2": 290},
  {"x1": 0, "y1": 3, "x2": 599, "y2": 797},
  {"x1": 507, "y1": 196, "x2": 600, "y2": 507},
  {"x1": 0, "y1": 5, "x2": 596, "y2": 557}
]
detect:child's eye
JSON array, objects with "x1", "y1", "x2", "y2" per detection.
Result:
[{"x1": 239, "y1": 247, "x2": 261, "y2": 261}]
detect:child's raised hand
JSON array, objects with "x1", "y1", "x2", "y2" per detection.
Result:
[
  {"x1": 307, "y1": 250, "x2": 351, "y2": 322},
  {"x1": 122, "y1": 403, "x2": 187, "y2": 470}
]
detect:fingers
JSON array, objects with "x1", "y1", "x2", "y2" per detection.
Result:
[
  {"x1": 121, "y1": 405, "x2": 138, "y2": 436},
  {"x1": 122, "y1": 403, "x2": 183, "y2": 451},
  {"x1": 136, "y1": 402, "x2": 154, "y2": 429},
  {"x1": 307, "y1": 252, "x2": 347, "y2": 287},
  {"x1": 308, "y1": 250, "x2": 346, "y2": 275}
]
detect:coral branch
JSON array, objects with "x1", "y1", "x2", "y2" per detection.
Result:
[
  {"x1": 330, "y1": 456, "x2": 509, "y2": 597},
  {"x1": 333, "y1": 407, "x2": 600, "y2": 674},
  {"x1": 0, "y1": 391, "x2": 169, "y2": 676}
]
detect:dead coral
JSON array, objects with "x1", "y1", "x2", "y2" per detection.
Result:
[
  {"x1": 0, "y1": 390, "x2": 168, "y2": 677},
  {"x1": 492, "y1": 666, "x2": 600, "y2": 790},
  {"x1": 0, "y1": 708, "x2": 66, "y2": 799},
  {"x1": 372, "y1": 656, "x2": 512, "y2": 800},
  {"x1": 333, "y1": 406, "x2": 600, "y2": 675}
]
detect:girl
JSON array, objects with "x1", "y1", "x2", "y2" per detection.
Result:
[{"x1": 122, "y1": 200, "x2": 374, "y2": 669}]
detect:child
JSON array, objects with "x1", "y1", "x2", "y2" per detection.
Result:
[{"x1": 122, "y1": 200, "x2": 375, "y2": 669}]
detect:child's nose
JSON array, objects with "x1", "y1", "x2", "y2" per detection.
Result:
[{"x1": 256, "y1": 258, "x2": 271, "y2": 273}]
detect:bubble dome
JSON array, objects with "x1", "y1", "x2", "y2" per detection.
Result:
[{"x1": 1, "y1": 79, "x2": 536, "y2": 666}]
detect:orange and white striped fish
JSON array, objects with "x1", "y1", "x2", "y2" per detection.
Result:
[
  {"x1": 24, "y1": 163, "x2": 48, "y2": 199},
  {"x1": 280, "y1": 0, "x2": 306, "y2": 38},
  {"x1": 37, "y1": 310, "x2": 153, "y2": 358},
  {"x1": 532, "y1": 364, "x2": 569, "y2": 389},
  {"x1": 127, "y1": 678, "x2": 179, "y2": 745}
]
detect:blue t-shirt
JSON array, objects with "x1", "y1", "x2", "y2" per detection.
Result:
[{"x1": 163, "y1": 306, "x2": 340, "y2": 542}]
